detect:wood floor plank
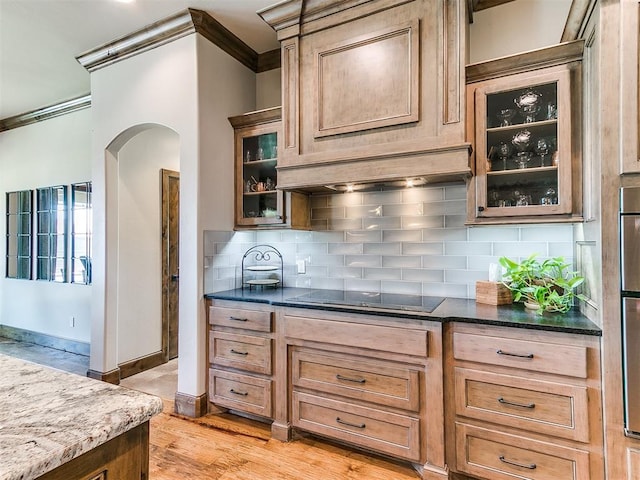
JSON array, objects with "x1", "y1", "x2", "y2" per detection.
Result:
[{"x1": 149, "y1": 408, "x2": 420, "y2": 479}]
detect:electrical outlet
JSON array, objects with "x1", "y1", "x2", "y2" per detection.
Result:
[
  {"x1": 69, "y1": 316, "x2": 75, "y2": 328},
  {"x1": 296, "y1": 260, "x2": 306, "y2": 274}
]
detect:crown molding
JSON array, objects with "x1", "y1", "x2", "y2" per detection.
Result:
[
  {"x1": 76, "y1": 8, "x2": 280, "y2": 74},
  {"x1": 0, "y1": 94, "x2": 91, "y2": 133}
]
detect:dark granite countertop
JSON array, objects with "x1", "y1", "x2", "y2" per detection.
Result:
[{"x1": 205, "y1": 288, "x2": 601, "y2": 336}]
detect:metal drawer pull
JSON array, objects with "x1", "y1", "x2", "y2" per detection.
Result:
[
  {"x1": 496, "y1": 349, "x2": 534, "y2": 359},
  {"x1": 230, "y1": 389, "x2": 248, "y2": 396},
  {"x1": 229, "y1": 316, "x2": 248, "y2": 322},
  {"x1": 336, "y1": 417, "x2": 366, "y2": 429},
  {"x1": 498, "y1": 397, "x2": 535, "y2": 409},
  {"x1": 336, "y1": 374, "x2": 366, "y2": 384},
  {"x1": 499, "y1": 456, "x2": 536, "y2": 470},
  {"x1": 230, "y1": 349, "x2": 249, "y2": 356}
]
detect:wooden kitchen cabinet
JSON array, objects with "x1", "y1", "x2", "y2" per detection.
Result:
[
  {"x1": 229, "y1": 107, "x2": 310, "y2": 230},
  {"x1": 207, "y1": 300, "x2": 275, "y2": 419},
  {"x1": 280, "y1": 307, "x2": 448, "y2": 479},
  {"x1": 447, "y1": 323, "x2": 604, "y2": 480},
  {"x1": 466, "y1": 41, "x2": 584, "y2": 224}
]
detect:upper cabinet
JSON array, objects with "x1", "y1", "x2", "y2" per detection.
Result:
[
  {"x1": 465, "y1": 41, "x2": 584, "y2": 225},
  {"x1": 229, "y1": 107, "x2": 310, "y2": 230},
  {"x1": 259, "y1": 0, "x2": 470, "y2": 191}
]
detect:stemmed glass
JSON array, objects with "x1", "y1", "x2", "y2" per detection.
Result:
[
  {"x1": 534, "y1": 137, "x2": 551, "y2": 167},
  {"x1": 496, "y1": 142, "x2": 512, "y2": 170},
  {"x1": 496, "y1": 108, "x2": 516, "y2": 127},
  {"x1": 511, "y1": 129, "x2": 533, "y2": 169}
]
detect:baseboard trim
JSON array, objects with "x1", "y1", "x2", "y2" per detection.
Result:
[
  {"x1": 175, "y1": 391, "x2": 208, "y2": 418},
  {"x1": 119, "y1": 351, "x2": 166, "y2": 379},
  {"x1": 0, "y1": 324, "x2": 90, "y2": 356},
  {"x1": 87, "y1": 368, "x2": 121, "y2": 385}
]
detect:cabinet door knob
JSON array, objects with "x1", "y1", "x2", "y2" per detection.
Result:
[{"x1": 478, "y1": 206, "x2": 485, "y2": 212}]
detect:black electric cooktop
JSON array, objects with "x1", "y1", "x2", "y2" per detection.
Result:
[{"x1": 286, "y1": 289, "x2": 445, "y2": 313}]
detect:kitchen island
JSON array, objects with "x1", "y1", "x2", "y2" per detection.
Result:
[{"x1": 0, "y1": 354, "x2": 163, "y2": 480}]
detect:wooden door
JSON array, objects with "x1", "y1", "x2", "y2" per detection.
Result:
[{"x1": 161, "y1": 169, "x2": 179, "y2": 360}]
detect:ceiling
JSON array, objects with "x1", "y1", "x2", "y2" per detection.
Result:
[{"x1": 0, "y1": 0, "x2": 280, "y2": 119}]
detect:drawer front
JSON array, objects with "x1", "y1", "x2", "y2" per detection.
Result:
[
  {"x1": 210, "y1": 331, "x2": 271, "y2": 375},
  {"x1": 284, "y1": 315, "x2": 428, "y2": 357},
  {"x1": 456, "y1": 423, "x2": 590, "y2": 480},
  {"x1": 292, "y1": 391, "x2": 421, "y2": 462},
  {"x1": 453, "y1": 332, "x2": 588, "y2": 378},
  {"x1": 291, "y1": 348, "x2": 420, "y2": 411},
  {"x1": 455, "y1": 368, "x2": 589, "y2": 442},
  {"x1": 209, "y1": 305, "x2": 272, "y2": 332},
  {"x1": 209, "y1": 369, "x2": 272, "y2": 418}
]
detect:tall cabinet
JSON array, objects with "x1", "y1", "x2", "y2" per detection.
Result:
[
  {"x1": 466, "y1": 41, "x2": 584, "y2": 225},
  {"x1": 229, "y1": 107, "x2": 310, "y2": 230}
]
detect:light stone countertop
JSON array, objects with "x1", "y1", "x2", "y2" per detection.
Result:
[{"x1": 0, "y1": 354, "x2": 163, "y2": 480}]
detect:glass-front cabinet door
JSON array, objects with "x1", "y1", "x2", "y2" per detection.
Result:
[
  {"x1": 476, "y1": 69, "x2": 571, "y2": 217},
  {"x1": 231, "y1": 109, "x2": 285, "y2": 228},
  {"x1": 466, "y1": 43, "x2": 583, "y2": 225}
]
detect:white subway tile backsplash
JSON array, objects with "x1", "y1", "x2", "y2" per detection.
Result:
[
  {"x1": 363, "y1": 190, "x2": 402, "y2": 205},
  {"x1": 444, "y1": 184, "x2": 467, "y2": 200},
  {"x1": 345, "y1": 255, "x2": 382, "y2": 268},
  {"x1": 346, "y1": 230, "x2": 383, "y2": 243},
  {"x1": 422, "y1": 255, "x2": 467, "y2": 269},
  {"x1": 327, "y1": 218, "x2": 364, "y2": 231},
  {"x1": 328, "y1": 192, "x2": 364, "y2": 207},
  {"x1": 204, "y1": 184, "x2": 574, "y2": 300},
  {"x1": 382, "y1": 255, "x2": 422, "y2": 268},
  {"x1": 328, "y1": 266, "x2": 363, "y2": 278},
  {"x1": 345, "y1": 278, "x2": 381, "y2": 292},
  {"x1": 346, "y1": 205, "x2": 383, "y2": 219},
  {"x1": 402, "y1": 215, "x2": 445, "y2": 229},
  {"x1": 363, "y1": 267, "x2": 402, "y2": 280},
  {"x1": 402, "y1": 242, "x2": 444, "y2": 256},
  {"x1": 383, "y1": 203, "x2": 424, "y2": 217},
  {"x1": 381, "y1": 281, "x2": 422, "y2": 295},
  {"x1": 445, "y1": 241, "x2": 492, "y2": 256},
  {"x1": 403, "y1": 187, "x2": 444, "y2": 203},
  {"x1": 469, "y1": 226, "x2": 519, "y2": 242},
  {"x1": 363, "y1": 216, "x2": 402, "y2": 230},
  {"x1": 520, "y1": 224, "x2": 573, "y2": 242},
  {"x1": 383, "y1": 230, "x2": 422, "y2": 242},
  {"x1": 422, "y1": 228, "x2": 467, "y2": 241},
  {"x1": 422, "y1": 282, "x2": 468, "y2": 298},
  {"x1": 328, "y1": 242, "x2": 363, "y2": 255},
  {"x1": 493, "y1": 242, "x2": 548, "y2": 258},
  {"x1": 402, "y1": 268, "x2": 444, "y2": 282},
  {"x1": 363, "y1": 242, "x2": 402, "y2": 255}
]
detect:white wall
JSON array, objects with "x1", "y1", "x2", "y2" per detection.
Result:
[
  {"x1": 0, "y1": 108, "x2": 92, "y2": 344},
  {"x1": 469, "y1": 0, "x2": 572, "y2": 64},
  {"x1": 117, "y1": 127, "x2": 179, "y2": 364}
]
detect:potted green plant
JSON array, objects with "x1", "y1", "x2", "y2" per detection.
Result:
[{"x1": 499, "y1": 254, "x2": 586, "y2": 315}]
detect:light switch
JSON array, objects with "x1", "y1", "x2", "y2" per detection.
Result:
[{"x1": 296, "y1": 260, "x2": 306, "y2": 274}]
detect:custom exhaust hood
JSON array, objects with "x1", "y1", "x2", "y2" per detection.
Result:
[{"x1": 259, "y1": 0, "x2": 472, "y2": 193}]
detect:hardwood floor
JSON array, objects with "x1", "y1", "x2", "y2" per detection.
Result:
[{"x1": 0, "y1": 341, "x2": 421, "y2": 479}]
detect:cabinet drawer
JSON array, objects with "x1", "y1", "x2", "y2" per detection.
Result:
[
  {"x1": 209, "y1": 305, "x2": 272, "y2": 332},
  {"x1": 209, "y1": 369, "x2": 272, "y2": 418},
  {"x1": 284, "y1": 314, "x2": 428, "y2": 357},
  {"x1": 455, "y1": 368, "x2": 589, "y2": 442},
  {"x1": 456, "y1": 423, "x2": 590, "y2": 480},
  {"x1": 453, "y1": 332, "x2": 587, "y2": 378},
  {"x1": 291, "y1": 348, "x2": 420, "y2": 411},
  {"x1": 292, "y1": 391, "x2": 420, "y2": 462},
  {"x1": 210, "y1": 331, "x2": 271, "y2": 375}
]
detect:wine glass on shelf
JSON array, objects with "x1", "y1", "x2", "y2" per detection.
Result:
[
  {"x1": 511, "y1": 129, "x2": 533, "y2": 169},
  {"x1": 495, "y1": 142, "x2": 512, "y2": 170},
  {"x1": 496, "y1": 108, "x2": 516, "y2": 127},
  {"x1": 534, "y1": 137, "x2": 551, "y2": 167}
]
